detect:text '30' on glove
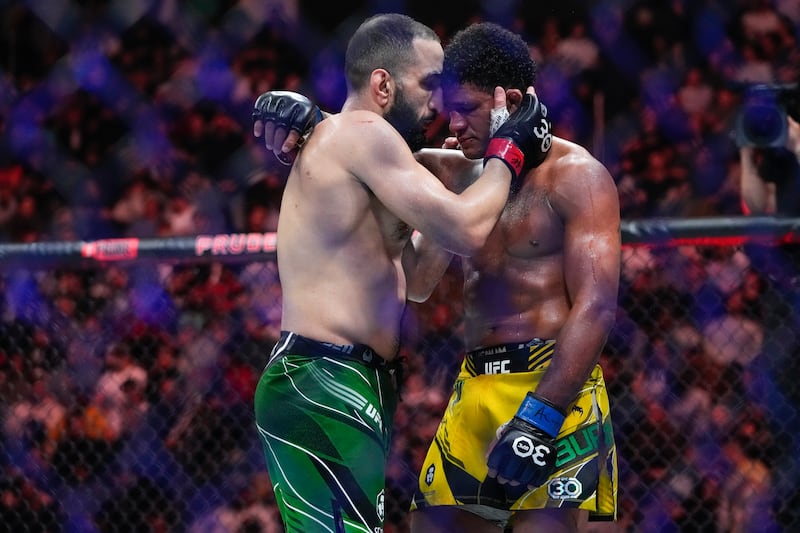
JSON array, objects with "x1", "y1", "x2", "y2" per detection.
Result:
[
  {"x1": 484, "y1": 92, "x2": 552, "y2": 193},
  {"x1": 486, "y1": 392, "x2": 565, "y2": 490}
]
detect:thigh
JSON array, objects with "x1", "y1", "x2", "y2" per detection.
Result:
[{"x1": 255, "y1": 356, "x2": 395, "y2": 532}]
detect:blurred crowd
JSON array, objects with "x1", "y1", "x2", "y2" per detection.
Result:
[{"x1": 1, "y1": 0, "x2": 800, "y2": 531}]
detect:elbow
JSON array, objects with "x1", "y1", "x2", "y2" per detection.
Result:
[
  {"x1": 407, "y1": 290, "x2": 432, "y2": 304},
  {"x1": 431, "y1": 213, "x2": 493, "y2": 256},
  {"x1": 580, "y1": 298, "x2": 618, "y2": 335},
  {"x1": 450, "y1": 226, "x2": 491, "y2": 256},
  {"x1": 462, "y1": 232, "x2": 489, "y2": 256},
  {"x1": 594, "y1": 300, "x2": 619, "y2": 336},
  {"x1": 407, "y1": 279, "x2": 436, "y2": 303}
]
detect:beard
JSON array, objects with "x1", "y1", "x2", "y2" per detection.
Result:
[{"x1": 384, "y1": 89, "x2": 430, "y2": 153}]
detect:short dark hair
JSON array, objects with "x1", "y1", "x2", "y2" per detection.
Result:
[
  {"x1": 443, "y1": 22, "x2": 536, "y2": 94},
  {"x1": 345, "y1": 13, "x2": 440, "y2": 91}
]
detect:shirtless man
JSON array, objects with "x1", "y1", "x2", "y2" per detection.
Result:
[
  {"x1": 250, "y1": 14, "x2": 551, "y2": 533},
  {"x1": 408, "y1": 23, "x2": 621, "y2": 533}
]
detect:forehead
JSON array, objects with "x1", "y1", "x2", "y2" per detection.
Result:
[
  {"x1": 408, "y1": 37, "x2": 443, "y2": 78},
  {"x1": 443, "y1": 82, "x2": 492, "y2": 107}
]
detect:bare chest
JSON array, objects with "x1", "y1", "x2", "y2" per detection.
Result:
[{"x1": 481, "y1": 187, "x2": 563, "y2": 265}]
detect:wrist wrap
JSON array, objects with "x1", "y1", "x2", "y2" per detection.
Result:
[
  {"x1": 485, "y1": 138, "x2": 524, "y2": 178},
  {"x1": 516, "y1": 393, "x2": 565, "y2": 438}
]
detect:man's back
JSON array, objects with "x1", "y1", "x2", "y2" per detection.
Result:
[{"x1": 277, "y1": 112, "x2": 412, "y2": 360}]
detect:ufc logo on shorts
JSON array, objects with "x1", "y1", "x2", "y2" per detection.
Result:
[
  {"x1": 484, "y1": 359, "x2": 511, "y2": 374},
  {"x1": 365, "y1": 404, "x2": 383, "y2": 431}
]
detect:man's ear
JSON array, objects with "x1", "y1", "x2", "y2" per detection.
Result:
[
  {"x1": 370, "y1": 69, "x2": 393, "y2": 107},
  {"x1": 505, "y1": 88, "x2": 524, "y2": 113}
]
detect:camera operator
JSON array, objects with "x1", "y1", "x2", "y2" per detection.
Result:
[
  {"x1": 736, "y1": 83, "x2": 800, "y2": 517},
  {"x1": 739, "y1": 122, "x2": 800, "y2": 216},
  {"x1": 736, "y1": 82, "x2": 800, "y2": 295},
  {"x1": 738, "y1": 86, "x2": 800, "y2": 216}
]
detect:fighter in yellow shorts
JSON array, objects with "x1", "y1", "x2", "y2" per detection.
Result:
[
  {"x1": 411, "y1": 340, "x2": 617, "y2": 529},
  {"x1": 406, "y1": 21, "x2": 620, "y2": 533}
]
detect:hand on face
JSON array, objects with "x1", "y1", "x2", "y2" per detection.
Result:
[
  {"x1": 489, "y1": 86, "x2": 511, "y2": 137},
  {"x1": 484, "y1": 85, "x2": 551, "y2": 192}
]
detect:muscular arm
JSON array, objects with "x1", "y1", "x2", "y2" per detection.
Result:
[
  {"x1": 348, "y1": 115, "x2": 511, "y2": 256},
  {"x1": 534, "y1": 157, "x2": 621, "y2": 410},
  {"x1": 403, "y1": 149, "x2": 481, "y2": 302}
]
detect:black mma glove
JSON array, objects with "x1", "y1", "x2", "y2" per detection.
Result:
[
  {"x1": 484, "y1": 92, "x2": 552, "y2": 193},
  {"x1": 486, "y1": 392, "x2": 565, "y2": 490},
  {"x1": 252, "y1": 91, "x2": 323, "y2": 164}
]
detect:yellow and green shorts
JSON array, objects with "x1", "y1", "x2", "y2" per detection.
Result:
[{"x1": 411, "y1": 339, "x2": 617, "y2": 527}]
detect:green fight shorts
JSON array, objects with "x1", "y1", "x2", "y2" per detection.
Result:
[
  {"x1": 411, "y1": 339, "x2": 617, "y2": 528},
  {"x1": 254, "y1": 331, "x2": 400, "y2": 533}
]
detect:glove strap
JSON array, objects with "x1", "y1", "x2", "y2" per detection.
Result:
[
  {"x1": 485, "y1": 138, "x2": 524, "y2": 179},
  {"x1": 516, "y1": 393, "x2": 565, "y2": 438}
]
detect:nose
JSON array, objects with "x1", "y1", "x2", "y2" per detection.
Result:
[{"x1": 449, "y1": 111, "x2": 466, "y2": 135}]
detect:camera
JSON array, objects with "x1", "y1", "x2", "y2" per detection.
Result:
[{"x1": 735, "y1": 83, "x2": 800, "y2": 148}]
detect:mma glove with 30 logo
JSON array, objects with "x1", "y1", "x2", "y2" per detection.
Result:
[
  {"x1": 484, "y1": 92, "x2": 552, "y2": 194},
  {"x1": 486, "y1": 392, "x2": 565, "y2": 490}
]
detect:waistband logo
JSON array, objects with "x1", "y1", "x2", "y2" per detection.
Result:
[
  {"x1": 475, "y1": 346, "x2": 508, "y2": 357},
  {"x1": 484, "y1": 359, "x2": 511, "y2": 374},
  {"x1": 322, "y1": 342, "x2": 354, "y2": 355}
]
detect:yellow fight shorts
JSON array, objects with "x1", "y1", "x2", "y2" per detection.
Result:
[{"x1": 411, "y1": 338, "x2": 617, "y2": 527}]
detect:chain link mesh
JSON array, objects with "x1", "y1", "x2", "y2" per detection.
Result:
[
  {"x1": 1, "y1": 241, "x2": 799, "y2": 532},
  {"x1": 2, "y1": 1, "x2": 800, "y2": 531}
]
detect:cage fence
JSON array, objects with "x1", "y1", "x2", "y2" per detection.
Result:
[{"x1": 0, "y1": 218, "x2": 799, "y2": 532}]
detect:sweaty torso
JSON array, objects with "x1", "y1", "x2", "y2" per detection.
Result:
[
  {"x1": 276, "y1": 115, "x2": 411, "y2": 360},
  {"x1": 461, "y1": 143, "x2": 571, "y2": 350}
]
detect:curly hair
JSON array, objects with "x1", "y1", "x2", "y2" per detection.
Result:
[{"x1": 443, "y1": 22, "x2": 537, "y2": 94}]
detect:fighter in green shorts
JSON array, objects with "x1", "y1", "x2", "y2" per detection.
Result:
[
  {"x1": 411, "y1": 339, "x2": 617, "y2": 529},
  {"x1": 255, "y1": 331, "x2": 400, "y2": 533}
]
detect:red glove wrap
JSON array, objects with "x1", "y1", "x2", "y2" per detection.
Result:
[{"x1": 485, "y1": 138, "x2": 525, "y2": 179}]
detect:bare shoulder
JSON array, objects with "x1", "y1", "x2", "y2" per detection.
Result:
[
  {"x1": 316, "y1": 109, "x2": 391, "y2": 144},
  {"x1": 317, "y1": 110, "x2": 414, "y2": 171},
  {"x1": 303, "y1": 110, "x2": 412, "y2": 182},
  {"x1": 544, "y1": 137, "x2": 619, "y2": 215},
  {"x1": 547, "y1": 137, "x2": 616, "y2": 193},
  {"x1": 550, "y1": 138, "x2": 612, "y2": 180}
]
